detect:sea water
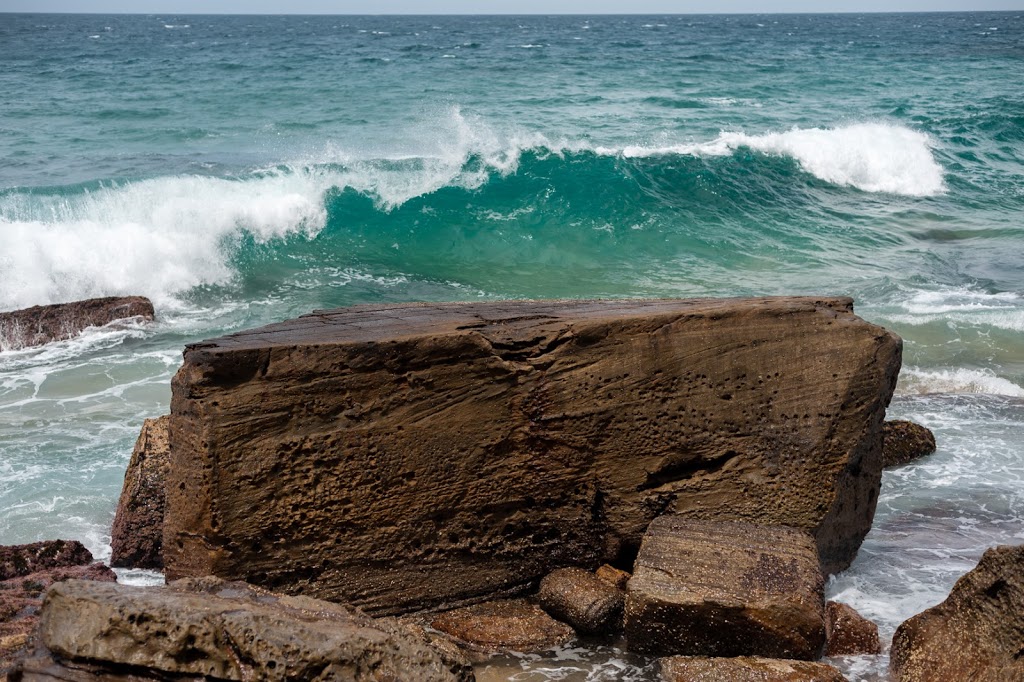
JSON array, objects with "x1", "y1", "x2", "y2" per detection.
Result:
[{"x1": 1, "y1": 12, "x2": 1023, "y2": 680}]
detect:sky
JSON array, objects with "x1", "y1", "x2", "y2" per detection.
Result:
[{"x1": 4, "y1": 1, "x2": 1023, "y2": 14}]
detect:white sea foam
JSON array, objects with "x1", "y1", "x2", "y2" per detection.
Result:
[
  {"x1": 609, "y1": 123, "x2": 946, "y2": 196},
  {"x1": 897, "y1": 367, "x2": 1024, "y2": 397},
  {"x1": 885, "y1": 286, "x2": 1024, "y2": 332}
]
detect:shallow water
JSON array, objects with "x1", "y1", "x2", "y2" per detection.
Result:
[{"x1": 2, "y1": 12, "x2": 1024, "y2": 680}]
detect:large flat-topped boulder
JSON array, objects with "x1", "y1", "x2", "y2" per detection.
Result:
[{"x1": 165, "y1": 297, "x2": 900, "y2": 614}]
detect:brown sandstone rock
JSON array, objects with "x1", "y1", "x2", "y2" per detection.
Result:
[
  {"x1": 110, "y1": 416, "x2": 169, "y2": 569},
  {"x1": 430, "y1": 600, "x2": 574, "y2": 655},
  {"x1": 19, "y1": 578, "x2": 467, "y2": 682},
  {"x1": 625, "y1": 517, "x2": 826, "y2": 659},
  {"x1": 595, "y1": 564, "x2": 631, "y2": 590},
  {"x1": 824, "y1": 600, "x2": 881, "y2": 656},
  {"x1": 659, "y1": 655, "x2": 847, "y2": 682},
  {"x1": 0, "y1": 297, "x2": 154, "y2": 351},
  {"x1": 537, "y1": 567, "x2": 624, "y2": 634},
  {"x1": 882, "y1": 420, "x2": 936, "y2": 468},
  {"x1": 0, "y1": 542, "x2": 115, "y2": 679},
  {"x1": 891, "y1": 544, "x2": 1024, "y2": 682},
  {"x1": 163, "y1": 297, "x2": 900, "y2": 614}
]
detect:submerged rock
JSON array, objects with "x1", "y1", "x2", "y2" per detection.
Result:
[
  {"x1": 0, "y1": 296, "x2": 154, "y2": 351},
  {"x1": 625, "y1": 517, "x2": 826, "y2": 660},
  {"x1": 824, "y1": 600, "x2": 881, "y2": 656},
  {"x1": 0, "y1": 542, "x2": 114, "y2": 678},
  {"x1": 110, "y1": 415, "x2": 169, "y2": 569},
  {"x1": 537, "y1": 567, "x2": 624, "y2": 634},
  {"x1": 430, "y1": 600, "x2": 574, "y2": 655},
  {"x1": 882, "y1": 420, "x2": 936, "y2": 468},
  {"x1": 891, "y1": 544, "x2": 1024, "y2": 681},
  {"x1": 18, "y1": 577, "x2": 468, "y2": 682},
  {"x1": 162, "y1": 297, "x2": 900, "y2": 614},
  {"x1": 659, "y1": 655, "x2": 847, "y2": 682}
]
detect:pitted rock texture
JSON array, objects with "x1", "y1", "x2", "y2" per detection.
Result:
[
  {"x1": 0, "y1": 297, "x2": 154, "y2": 351},
  {"x1": 882, "y1": 420, "x2": 936, "y2": 468},
  {"x1": 110, "y1": 416, "x2": 169, "y2": 569},
  {"x1": 824, "y1": 600, "x2": 881, "y2": 656},
  {"x1": 20, "y1": 578, "x2": 467, "y2": 682},
  {"x1": 0, "y1": 542, "x2": 114, "y2": 678},
  {"x1": 538, "y1": 567, "x2": 623, "y2": 634},
  {"x1": 625, "y1": 517, "x2": 826, "y2": 660},
  {"x1": 659, "y1": 655, "x2": 847, "y2": 682},
  {"x1": 891, "y1": 544, "x2": 1024, "y2": 682},
  {"x1": 430, "y1": 600, "x2": 574, "y2": 655},
  {"x1": 163, "y1": 297, "x2": 900, "y2": 614}
]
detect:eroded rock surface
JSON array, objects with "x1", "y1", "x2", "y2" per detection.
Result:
[
  {"x1": 659, "y1": 655, "x2": 847, "y2": 682},
  {"x1": 18, "y1": 577, "x2": 467, "y2": 682},
  {"x1": 537, "y1": 567, "x2": 623, "y2": 634},
  {"x1": 163, "y1": 297, "x2": 900, "y2": 614},
  {"x1": 0, "y1": 542, "x2": 114, "y2": 678},
  {"x1": 430, "y1": 600, "x2": 574, "y2": 655},
  {"x1": 595, "y1": 564, "x2": 631, "y2": 591},
  {"x1": 824, "y1": 600, "x2": 881, "y2": 656},
  {"x1": 110, "y1": 416, "x2": 169, "y2": 569},
  {"x1": 625, "y1": 517, "x2": 826, "y2": 659},
  {"x1": 882, "y1": 420, "x2": 936, "y2": 468},
  {"x1": 0, "y1": 297, "x2": 154, "y2": 351},
  {"x1": 891, "y1": 544, "x2": 1024, "y2": 682}
]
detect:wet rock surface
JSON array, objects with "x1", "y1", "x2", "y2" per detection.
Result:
[
  {"x1": 537, "y1": 567, "x2": 624, "y2": 634},
  {"x1": 430, "y1": 600, "x2": 575, "y2": 655},
  {"x1": 0, "y1": 542, "x2": 114, "y2": 678},
  {"x1": 0, "y1": 297, "x2": 154, "y2": 351},
  {"x1": 110, "y1": 416, "x2": 169, "y2": 569},
  {"x1": 625, "y1": 517, "x2": 826, "y2": 660},
  {"x1": 18, "y1": 577, "x2": 468, "y2": 682},
  {"x1": 824, "y1": 600, "x2": 881, "y2": 656},
  {"x1": 882, "y1": 420, "x2": 936, "y2": 468},
  {"x1": 595, "y1": 564, "x2": 630, "y2": 591},
  {"x1": 163, "y1": 297, "x2": 900, "y2": 614},
  {"x1": 659, "y1": 655, "x2": 848, "y2": 682},
  {"x1": 891, "y1": 544, "x2": 1024, "y2": 682}
]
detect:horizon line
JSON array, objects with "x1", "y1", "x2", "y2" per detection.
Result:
[{"x1": 1, "y1": 9, "x2": 1020, "y2": 16}]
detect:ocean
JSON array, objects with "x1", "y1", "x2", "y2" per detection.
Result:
[{"x1": 1, "y1": 11, "x2": 1023, "y2": 679}]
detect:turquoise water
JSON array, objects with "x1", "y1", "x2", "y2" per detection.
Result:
[{"x1": 2, "y1": 12, "x2": 1023, "y2": 679}]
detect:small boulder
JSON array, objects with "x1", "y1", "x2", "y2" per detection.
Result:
[
  {"x1": 825, "y1": 600, "x2": 881, "y2": 656},
  {"x1": 537, "y1": 567, "x2": 624, "y2": 634},
  {"x1": 882, "y1": 420, "x2": 936, "y2": 468},
  {"x1": 0, "y1": 541, "x2": 93, "y2": 581},
  {"x1": 625, "y1": 517, "x2": 826, "y2": 660},
  {"x1": 0, "y1": 296, "x2": 154, "y2": 351},
  {"x1": 891, "y1": 544, "x2": 1024, "y2": 681},
  {"x1": 595, "y1": 564, "x2": 631, "y2": 590},
  {"x1": 430, "y1": 600, "x2": 574, "y2": 655},
  {"x1": 110, "y1": 416, "x2": 170, "y2": 569},
  {"x1": 20, "y1": 577, "x2": 466, "y2": 681},
  {"x1": 660, "y1": 655, "x2": 847, "y2": 682}
]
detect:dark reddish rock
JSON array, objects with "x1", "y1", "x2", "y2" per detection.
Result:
[
  {"x1": 18, "y1": 577, "x2": 467, "y2": 682},
  {"x1": 537, "y1": 567, "x2": 624, "y2": 634},
  {"x1": 824, "y1": 600, "x2": 881, "y2": 656},
  {"x1": 659, "y1": 655, "x2": 847, "y2": 682},
  {"x1": 595, "y1": 564, "x2": 631, "y2": 590},
  {"x1": 0, "y1": 541, "x2": 93, "y2": 581},
  {"x1": 891, "y1": 544, "x2": 1024, "y2": 681},
  {"x1": 0, "y1": 297, "x2": 154, "y2": 351},
  {"x1": 882, "y1": 420, "x2": 936, "y2": 468},
  {"x1": 163, "y1": 297, "x2": 900, "y2": 614},
  {"x1": 430, "y1": 600, "x2": 574, "y2": 655},
  {"x1": 0, "y1": 543, "x2": 115, "y2": 679},
  {"x1": 625, "y1": 517, "x2": 826, "y2": 660},
  {"x1": 110, "y1": 416, "x2": 169, "y2": 569}
]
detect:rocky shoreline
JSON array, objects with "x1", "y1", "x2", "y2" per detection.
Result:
[{"x1": 1, "y1": 295, "x2": 1018, "y2": 681}]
